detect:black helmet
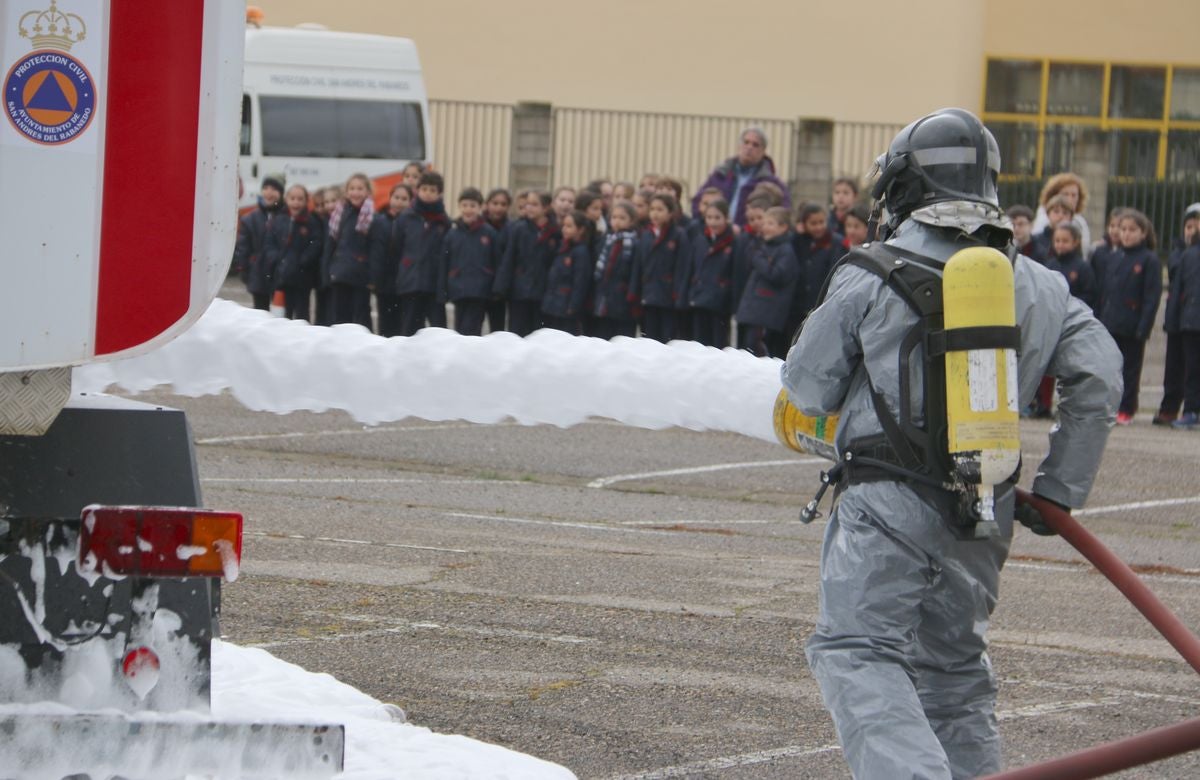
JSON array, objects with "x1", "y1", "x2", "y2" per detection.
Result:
[{"x1": 871, "y1": 108, "x2": 1001, "y2": 224}]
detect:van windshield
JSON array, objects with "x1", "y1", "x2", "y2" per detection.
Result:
[{"x1": 259, "y1": 96, "x2": 426, "y2": 160}]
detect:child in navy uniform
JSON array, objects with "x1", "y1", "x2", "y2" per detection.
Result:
[
  {"x1": 440, "y1": 188, "x2": 499, "y2": 336},
  {"x1": 265, "y1": 183, "x2": 323, "y2": 322},
  {"x1": 1171, "y1": 219, "x2": 1200, "y2": 429},
  {"x1": 591, "y1": 201, "x2": 640, "y2": 340},
  {"x1": 733, "y1": 197, "x2": 769, "y2": 351},
  {"x1": 1094, "y1": 209, "x2": 1162, "y2": 424},
  {"x1": 324, "y1": 173, "x2": 375, "y2": 329},
  {"x1": 234, "y1": 177, "x2": 284, "y2": 311},
  {"x1": 313, "y1": 185, "x2": 341, "y2": 326},
  {"x1": 1030, "y1": 194, "x2": 1074, "y2": 263},
  {"x1": 1156, "y1": 205, "x2": 1200, "y2": 424},
  {"x1": 1046, "y1": 222, "x2": 1096, "y2": 308},
  {"x1": 841, "y1": 204, "x2": 869, "y2": 250},
  {"x1": 736, "y1": 207, "x2": 799, "y2": 358},
  {"x1": 1006, "y1": 204, "x2": 1039, "y2": 261},
  {"x1": 686, "y1": 198, "x2": 737, "y2": 348},
  {"x1": 632, "y1": 193, "x2": 685, "y2": 343},
  {"x1": 367, "y1": 183, "x2": 412, "y2": 337},
  {"x1": 496, "y1": 191, "x2": 558, "y2": 336},
  {"x1": 393, "y1": 171, "x2": 450, "y2": 336},
  {"x1": 827, "y1": 177, "x2": 859, "y2": 237},
  {"x1": 483, "y1": 188, "x2": 513, "y2": 333},
  {"x1": 1031, "y1": 221, "x2": 1099, "y2": 418},
  {"x1": 541, "y1": 211, "x2": 594, "y2": 335},
  {"x1": 789, "y1": 203, "x2": 845, "y2": 346}
]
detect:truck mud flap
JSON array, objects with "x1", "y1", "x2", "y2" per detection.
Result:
[{"x1": 0, "y1": 714, "x2": 344, "y2": 780}]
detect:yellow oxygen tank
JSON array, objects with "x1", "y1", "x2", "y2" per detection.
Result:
[
  {"x1": 772, "y1": 389, "x2": 838, "y2": 462},
  {"x1": 942, "y1": 247, "x2": 1022, "y2": 527}
]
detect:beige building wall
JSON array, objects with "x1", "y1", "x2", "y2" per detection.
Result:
[
  {"x1": 250, "y1": 0, "x2": 984, "y2": 124},
  {"x1": 984, "y1": 0, "x2": 1200, "y2": 65}
]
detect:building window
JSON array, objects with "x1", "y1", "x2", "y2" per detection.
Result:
[
  {"x1": 984, "y1": 59, "x2": 1041, "y2": 115},
  {"x1": 1047, "y1": 63, "x2": 1103, "y2": 117},
  {"x1": 1171, "y1": 68, "x2": 1200, "y2": 121},
  {"x1": 1109, "y1": 66, "x2": 1167, "y2": 121}
]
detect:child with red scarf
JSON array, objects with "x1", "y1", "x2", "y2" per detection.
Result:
[
  {"x1": 686, "y1": 198, "x2": 738, "y2": 348},
  {"x1": 392, "y1": 171, "x2": 450, "y2": 336},
  {"x1": 630, "y1": 194, "x2": 686, "y2": 343},
  {"x1": 541, "y1": 211, "x2": 594, "y2": 335},
  {"x1": 788, "y1": 202, "x2": 846, "y2": 345},
  {"x1": 265, "y1": 183, "x2": 323, "y2": 322}
]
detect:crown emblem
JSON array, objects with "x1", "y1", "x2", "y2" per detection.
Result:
[{"x1": 19, "y1": 1, "x2": 87, "y2": 52}]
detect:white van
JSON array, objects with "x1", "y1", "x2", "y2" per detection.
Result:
[{"x1": 240, "y1": 23, "x2": 432, "y2": 209}]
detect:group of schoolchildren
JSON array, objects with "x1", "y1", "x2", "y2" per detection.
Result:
[
  {"x1": 233, "y1": 166, "x2": 1200, "y2": 430},
  {"x1": 1006, "y1": 172, "x2": 1200, "y2": 430},
  {"x1": 232, "y1": 164, "x2": 867, "y2": 360}
]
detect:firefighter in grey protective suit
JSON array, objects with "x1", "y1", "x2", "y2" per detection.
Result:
[{"x1": 781, "y1": 108, "x2": 1122, "y2": 779}]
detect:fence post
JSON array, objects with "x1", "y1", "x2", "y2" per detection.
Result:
[
  {"x1": 1074, "y1": 128, "x2": 1110, "y2": 236},
  {"x1": 790, "y1": 118, "x2": 834, "y2": 207},
  {"x1": 509, "y1": 102, "x2": 554, "y2": 192}
]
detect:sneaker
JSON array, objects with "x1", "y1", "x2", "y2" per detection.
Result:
[
  {"x1": 1172, "y1": 412, "x2": 1199, "y2": 430},
  {"x1": 1116, "y1": 412, "x2": 1133, "y2": 426},
  {"x1": 1152, "y1": 413, "x2": 1177, "y2": 426}
]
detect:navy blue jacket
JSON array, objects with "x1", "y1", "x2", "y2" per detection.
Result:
[
  {"x1": 632, "y1": 224, "x2": 685, "y2": 309},
  {"x1": 325, "y1": 205, "x2": 372, "y2": 289},
  {"x1": 687, "y1": 227, "x2": 737, "y2": 314},
  {"x1": 1094, "y1": 243, "x2": 1162, "y2": 340},
  {"x1": 265, "y1": 210, "x2": 323, "y2": 290},
  {"x1": 736, "y1": 233, "x2": 800, "y2": 331},
  {"x1": 392, "y1": 204, "x2": 450, "y2": 296},
  {"x1": 1164, "y1": 238, "x2": 1189, "y2": 333},
  {"x1": 496, "y1": 218, "x2": 560, "y2": 302},
  {"x1": 791, "y1": 231, "x2": 845, "y2": 327},
  {"x1": 440, "y1": 219, "x2": 499, "y2": 302},
  {"x1": 1175, "y1": 241, "x2": 1200, "y2": 333},
  {"x1": 592, "y1": 230, "x2": 638, "y2": 322},
  {"x1": 1030, "y1": 226, "x2": 1054, "y2": 265},
  {"x1": 732, "y1": 231, "x2": 760, "y2": 318},
  {"x1": 233, "y1": 201, "x2": 281, "y2": 295},
  {"x1": 1046, "y1": 248, "x2": 1097, "y2": 309},
  {"x1": 541, "y1": 239, "x2": 592, "y2": 318},
  {"x1": 367, "y1": 211, "x2": 401, "y2": 293}
]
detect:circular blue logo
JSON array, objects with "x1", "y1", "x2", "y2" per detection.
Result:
[{"x1": 4, "y1": 50, "x2": 95, "y2": 145}]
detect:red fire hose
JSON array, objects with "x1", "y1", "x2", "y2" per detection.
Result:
[{"x1": 981, "y1": 489, "x2": 1200, "y2": 779}]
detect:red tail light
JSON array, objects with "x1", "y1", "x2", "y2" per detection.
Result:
[{"x1": 78, "y1": 505, "x2": 243, "y2": 579}]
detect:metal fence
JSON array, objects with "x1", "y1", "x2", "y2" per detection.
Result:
[
  {"x1": 832, "y1": 121, "x2": 904, "y2": 184},
  {"x1": 429, "y1": 100, "x2": 513, "y2": 203},
  {"x1": 551, "y1": 107, "x2": 796, "y2": 205}
]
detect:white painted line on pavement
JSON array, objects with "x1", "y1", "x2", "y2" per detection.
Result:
[
  {"x1": 1076, "y1": 494, "x2": 1200, "y2": 517},
  {"x1": 443, "y1": 511, "x2": 674, "y2": 536},
  {"x1": 996, "y1": 696, "x2": 1125, "y2": 721},
  {"x1": 315, "y1": 611, "x2": 596, "y2": 645},
  {"x1": 618, "y1": 518, "x2": 774, "y2": 526},
  {"x1": 203, "y1": 477, "x2": 523, "y2": 486},
  {"x1": 197, "y1": 421, "x2": 520, "y2": 445},
  {"x1": 252, "y1": 617, "x2": 595, "y2": 650},
  {"x1": 604, "y1": 743, "x2": 842, "y2": 780},
  {"x1": 588, "y1": 458, "x2": 827, "y2": 489},
  {"x1": 244, "y1": 530, "x2": 468, "y2": 554}
]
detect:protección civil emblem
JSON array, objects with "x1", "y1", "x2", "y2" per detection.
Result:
[{"x1": 4, "y1": 1, "x2": 94, "y2": 145}]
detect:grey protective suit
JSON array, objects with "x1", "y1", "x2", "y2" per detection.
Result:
[{"x1": 781, "y1": 217, "x2": 1122, "y2": 779}]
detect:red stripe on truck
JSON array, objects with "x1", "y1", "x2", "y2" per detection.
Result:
[{"x1": 95, "y1": 0, "x2": 205, "y2": 355}]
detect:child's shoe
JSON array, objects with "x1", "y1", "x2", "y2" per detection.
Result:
[
  {"x1": 1116, "y1": 412, "x2": 1133, "y2": 426},
  {"x1": 1152, "y1": 412, "x2": 1177, "y2": 426},
  {"x1": 1171, "y1": 412, "x2": 1199, "y2": 430}
]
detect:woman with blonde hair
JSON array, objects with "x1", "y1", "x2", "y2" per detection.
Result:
[{"x1": 1032, "y1": 172, "x2": 1091, "y2": 249}]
